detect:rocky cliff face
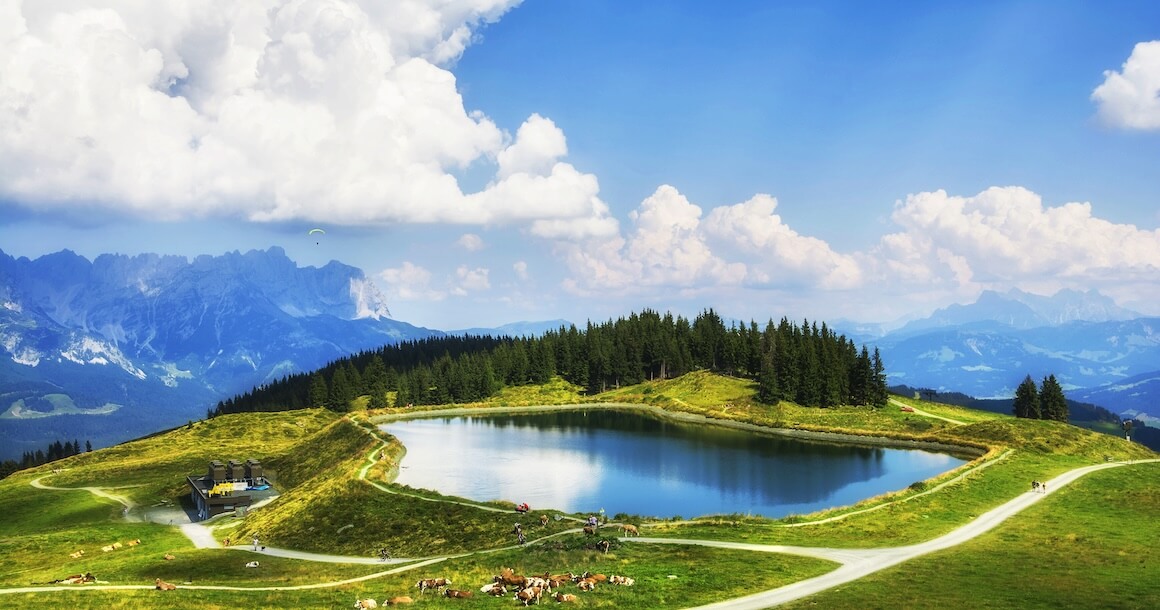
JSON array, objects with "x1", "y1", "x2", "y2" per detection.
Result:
[{"x1": 0, "y1": 247, "x2": 437, "y2": 458}]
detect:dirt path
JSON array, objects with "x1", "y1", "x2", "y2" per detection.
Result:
[
  {"x1": 672, "y1": 459, "x2": 1157, "y2": 609},
  {"x1": 889, "y1": 398, "x2": 966, "y2": 425},
  {"x1": 29, "y1": 475, "x2": 138, "y2": 514}
]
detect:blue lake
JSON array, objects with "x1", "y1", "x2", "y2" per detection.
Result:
[{"x1": 382, "y1": 409, "x2": 967, "y2": 519}]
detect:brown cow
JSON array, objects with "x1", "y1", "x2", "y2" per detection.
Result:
[
  {"x1": 582, "y1": 525, "x2": 597, "y2": 536},
  {"x1": 384, "y1": 596, "x2": 413, "y2": 605},
  {"x1": 495, "y1": 567, "x2": 527, "y2": 588},
  {"x1": 582, "y1": 571, "x2": 607, "y2": 582},
  {"x1": 514, "y1": 586, "x2": 543, "y2": 606},
  {"x1": 443, "y1": 589, "x2": 472, "y2": 599},
  {"x1": 154, "y1": 578, "x2": 176, "y2": 591},
  {"x1": 555, "y1": 592, "x2": 578, "y2": 603},
  {"x1": 576, "y1": 579, "x2": 597, "y2": 591},
  {"x1": 163, "y1": 553, "x2": 175, "y2": 560},
  {"x1": 620, "y1": 524, "x2": 640, "y2": 536},
  {"x1": 127, "y1": 539, "x2": 142, "y2": 546}
]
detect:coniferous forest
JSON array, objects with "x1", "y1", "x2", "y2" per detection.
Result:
[{"x1": 211, "y1": 309, "x2": 888, "y2": 417}]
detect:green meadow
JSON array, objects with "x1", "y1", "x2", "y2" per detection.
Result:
[{"x1": 0, "y1": 372, "x2": 1156, "y2": 609}]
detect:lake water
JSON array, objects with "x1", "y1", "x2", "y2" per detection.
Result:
[{"x1": 382, "y1": 409, "x2": 967, "y2": 519}]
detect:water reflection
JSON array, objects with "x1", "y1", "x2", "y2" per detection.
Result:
[{"x1": 383, "y1": 410, "x2": 965, "y2": 519}]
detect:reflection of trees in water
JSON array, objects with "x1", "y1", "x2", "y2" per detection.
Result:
[
  {"x1": 462, "y1": 411, "x2": 893, "y2": 505},
  {"x1": 397, "y1": 411, "x2": 963, "y2": 517}
]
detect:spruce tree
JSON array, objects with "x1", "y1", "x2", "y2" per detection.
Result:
[
  {"x1": 1040, "y1": 374, "x2": 1069, "y2": 422},
  {"x1": 1013, "y1": 375, "x2": 1040, "y2": 419}
]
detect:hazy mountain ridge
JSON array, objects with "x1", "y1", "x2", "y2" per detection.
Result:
[{"x1": 845, "y1": 289, "x2": 1159, "y2": 425}]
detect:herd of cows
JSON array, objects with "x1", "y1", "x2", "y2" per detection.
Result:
[{"x1": 354, "y1": 566, "x2": 637, "y2": 607}]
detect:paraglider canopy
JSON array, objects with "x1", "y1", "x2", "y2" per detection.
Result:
[{"x1": 308, "y1": 228, "x2": 324, "y2": 244}]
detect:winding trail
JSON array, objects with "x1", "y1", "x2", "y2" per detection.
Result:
[
  {"x1": 889, "y1": 398, "x2": 966, "y2": 425},
  {"x1": 13, "y1": 422, "x2": 1156, "y2": 608}
]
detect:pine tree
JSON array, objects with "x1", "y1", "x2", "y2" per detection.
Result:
[
  {"x1": 1013, "y1": 375, "x2": 1040, "y2": 419},
  {"x1": 1040, "y1": 374, "x2": 1069, "y2": 422},
  {"x1": 308, "y1": 373, "x2": 329, "y2": 408}
]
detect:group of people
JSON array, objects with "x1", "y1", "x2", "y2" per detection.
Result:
[{"x1": 1031, "y1": 480, "x2": 1048, "y2": 493}]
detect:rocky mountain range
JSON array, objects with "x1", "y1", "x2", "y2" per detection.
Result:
[
  {"x1": 2, "y1": 247, "x2": 1156, "y2": 460},
  {"x1": 0, "y1": 247, "x2": 443, "y2": 459}
]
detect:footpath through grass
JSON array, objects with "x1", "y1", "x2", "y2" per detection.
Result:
[{"x1": 779, "y1": 461, "x2": 1160, "y2": 609}]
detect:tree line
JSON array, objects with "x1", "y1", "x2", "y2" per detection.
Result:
[
  {"x1": 211, "y1": 309, "x2": 889, "y2": 417},
  {"x1": 1012, "y1": 374, "x2": 1070, "y2": 422},
  {"x1": 0, "y1": 439, "x2": 92, "y2": 480}
]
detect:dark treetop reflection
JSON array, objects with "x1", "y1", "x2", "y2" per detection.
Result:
[{"x1": 384, "y1": 410, "x2": 965, "y2": 519}]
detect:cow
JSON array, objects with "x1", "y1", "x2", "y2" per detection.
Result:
[
  {"x1": 69, "y1": 550, "x2": 85, "y2": 559},
  {"x1": 112, "y1": 542, "x2": 123, "y2": 549},
  {"x1": 154, "y1": 578, "x2": 177, "y2": 591},
  {"x1": 353, "y1": 598, "x2": 378, "y2": 609},
  {"x1": 163, "y1": 553, "x2": 176, "y2": 560},
  {"x1": 555, "y1": 592, "x2": 578, "y2": 603},
  {"x1": 582, "y1": 526, "x2": 597, "y2": 536},
  {"x1": 127, "y1": 539, "x2": 142, "y2": 546},
  {"x1": 514, "y1": 585, "x2": 543, "y2": 606},
  {"x1": 101, "y1": 545, "x2": 115, "y2": 553},
  {"x1": 443, "y1": 589, "x2": 472, "y2": 599},
  {"x1": 495, "y1": 568, "x2": 527, "y2": 588},
  {"x1": 609, "y1": 575, "x2": 635, "y2": 586},
  {"x1": 576, "y1": 579, "x2": 596, "y2": 591},
  {"x1": 480, "y1": 582, "x2": 507, "y2": 596},
  {"x1": 245, "y1": 561, "x2": 260, "y2": 568},
  {"x1": 620, "y1": 524, "x2": 640, "y2": 536},
  {"x1": 384, "y1": 596, "x2": 413, "y2": 605},
  {"x1": 581, "y1": 571, "x2": 607, "y2": 582},
  {"x1": 416, "y1": 577, "x2": 451, "y2": 593},
  {"x1": 540, "y1": 514, "x2": 549, "y2": 526},
  {"x1": 596, "y1": 539, "x2": 611, "y2": 553}
]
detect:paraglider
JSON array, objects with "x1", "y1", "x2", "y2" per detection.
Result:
[{"x1": 309, "y1": 228, "x2": 324, "y2": 244}]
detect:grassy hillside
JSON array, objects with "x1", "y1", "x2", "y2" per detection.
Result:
[{"x1": 1, "y1": 372, "x2": 1156, "y2": 609}]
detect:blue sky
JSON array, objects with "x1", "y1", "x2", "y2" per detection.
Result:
[{"x1": 1, "y1": 0, "x2": 1158, "y2": 330}]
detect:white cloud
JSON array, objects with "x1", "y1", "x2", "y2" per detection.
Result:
[
  {"x1": 452, "y1": 265, "x2": 489, "y2": 295},
  {"x1": 1092, "y1": 40, "x2": 1160, "y2": 130},
  {"x1": 496, "y1": 113, "x2": 567, "y2": 179},
  {"x1": 457, "y1": 233, "x2": 483, "y2": 251},
  {"x1": 513, "y1": 260, "x2": 528, "y2": 280},
  {"x1": 378, "y1": 261, "x2": 443, "y2": 301},
  {"x1": 0, "y1": 0, "x2": 614, "y2": 234},
  {"x1": 875, "y1": 186, "x2": 1160, "y2": 293},
  {"x1": 701, "y1": 193, "x2": 861, "y2": 289}
]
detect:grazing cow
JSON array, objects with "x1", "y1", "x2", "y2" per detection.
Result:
[
  {"x1": 127, "y1": 539, "x2": 142, "y2": 546},
  {"x1": 353, "y1": 598, "x2": 378, "y2": 609},
  {"x1": 582, "y1": 526, "x2": 597, "y2": 536},
  {"x1": 384, "y1": 596, "x2": 413, "y2": 605},
  {"x1": 480, "y1": 582, "x2": 507, "y2": 596},
  {"x1": 620, "y1": 524, "x2": 640, "y2": 536},
  {"x1": 514, "y1": 586, "x2": 543, "y2": 606},
  {"x1": 495, "y1": 568, "x2": 527, "y2": 588},
  {"x1": 609, "y1": 575, "x2": 635, "y2": 586},
  {"x1": 555, "y1": 592, "x2": 578, "y2": 603},
  {"x1": 154, "y1": 578, "x2": 177, "y2": 591},
  {"x1": 443, "y1": 589, "x2": 472, "y2": 599},
  {"x1": 245, "y1": 561, "x2": 260, "y2": 568},
  {"x1": 416, "y1": 577, "x2": 451, "y2": 593}
]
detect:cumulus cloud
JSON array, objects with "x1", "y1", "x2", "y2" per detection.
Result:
[
  {"x1": 0, "y1": 0, "x2": 615, "y2": 234},
  {"x1": 452, "y1": 265, "x2": 489, "y2": 295},
  {"x1": 1092, "y1": 40, "x2": 1160, "y2": 130},
  {"x1": 513, "y1": 260, "x2": 528, "y2": 280},
  {"x1": 555, "y1": 183, "x2": 1160, "y2": 319},
  {"x1": 378, "y1": 261, "x2": 442, "y2": 301},
  {"x1": 874, "y1": 186, "x2": 1160, "y2": 294},
  {"x1": 457, "y1": 233, "x2": 483, "y2": 251}
]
